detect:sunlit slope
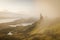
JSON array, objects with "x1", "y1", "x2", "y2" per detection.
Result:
[
  {"x1": 30, "y1": 18, "x2": 60, "y2": 40},
  {"x1": 30, "y1": 16, "x2": 60, "y2": 35},
  {"x1": 44, "y1": 21, "x2": 60, "y2": 34}
]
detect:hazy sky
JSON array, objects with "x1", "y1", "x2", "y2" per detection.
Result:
[
  {"x1": 0, "y1": 0, "x2": 33, "y2": 12},
  {"x1": 0, "y1": 0, "x2": 37, "y2": 23},
  {"x1": 0, "y1": 0, "x2": 59, "y2": 23}
]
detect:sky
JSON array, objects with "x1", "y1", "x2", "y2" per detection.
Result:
[
  {"x1": 0, "y1": 0, "x2": 33, "y2": 12},
  {"x1": 0, "y1": 0, "x2": 38, "y2": 23},
  {"x1": 0, "y1": 0, "x2": 60, "y2": 23}
]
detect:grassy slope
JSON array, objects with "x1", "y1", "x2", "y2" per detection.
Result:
[{"x1": 0, "y1": 18, "x2": 60, "y2": 40}]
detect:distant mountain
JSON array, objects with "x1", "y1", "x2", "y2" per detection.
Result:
[
  {"x1": 0, "y1": 17, "x2": 37, "y2": 30},
  {"x1": 0, "y1": 11, "x2": 21, "y2": 19}
]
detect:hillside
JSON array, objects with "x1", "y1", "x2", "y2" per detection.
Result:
[
  {"x1": 0, "y1": 14, "x2": 60, "y2": 40},
  {"x1": 0, "y1": 21, "x2": 36, "y2": 40}
]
